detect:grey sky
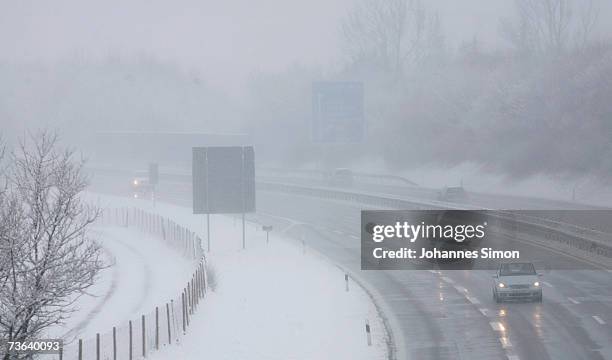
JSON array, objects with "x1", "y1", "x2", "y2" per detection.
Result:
[{"x1": 2, "y1": 0, "x2": 611, "y2": 94}]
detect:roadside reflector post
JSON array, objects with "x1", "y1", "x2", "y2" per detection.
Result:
[
  {"x1": 365, "y1": 320, "x2": 372, "y2": 346},
  {"x1": 345, "y1": 274, "x2": 349, "y2": 292}
]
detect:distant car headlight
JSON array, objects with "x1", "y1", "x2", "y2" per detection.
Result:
[
  {"x1": 498, "y1": 283, "x2": 505, "y2": 288},
  {"x1": 533, "y1": 281, "x2": 540, "y2": 287},
  {"x1": 133, "y1": 179, "x2": 139, "y2": 186}
]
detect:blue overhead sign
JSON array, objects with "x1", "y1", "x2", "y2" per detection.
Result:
[{"x1": 312, "y1": 81, "x2": 365, "y2": 143}]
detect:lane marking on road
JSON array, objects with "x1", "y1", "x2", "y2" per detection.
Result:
[
  {"x1": 490, "y1": 321, "x2": 505, "y2": 332},
  {"x1": 507, "y1": 354, "x2": 520, "y2": 360},
  {"x1": 441, "y1": 276, "x2": 454, "y2": 284},
  {"x1": 427, "y1": 269, "x2": 437, "y2": 274},
  {"x1": 454, "y1": 285, "x2": 468, "y2": 293},
  {"x1": 542, "y1": 281, "x2": 553, "y2": 288},
  {"x1": 593, "y1": 316, "x2": 606, "y2": 325},
  {"x1": 499, "y1": 337, "x2": 513, "y2": 349},
  {"x1": 567, "y1": 297, "x2": 580, "y2": 305},
  {"x1": 349, "y1": 234, "x2": 359, "y2": 239},
  {"x1": 333, "y1": 230, "x2": 344, "y2": 235},
  {"x1": 466, "y1": 296, "x2": 481, "y2": 305},
  {"x1": 478, "y1": 308, "x2": 490, "y2": 317}
]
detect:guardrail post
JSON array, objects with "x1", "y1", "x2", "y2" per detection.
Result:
[{"x1": 78, "y1": 339, "x2": 82, "y2": 360}]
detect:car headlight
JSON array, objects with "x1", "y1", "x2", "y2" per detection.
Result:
[
  {"x1": 498, "y1": 283, "x2": 505, "y2": 288},
  {"x1": 533, "y1": 281, "x2": 540, "y2": 287},
  {"x1": 133, "y1": 179, "x2": 139, "y2": 186}
]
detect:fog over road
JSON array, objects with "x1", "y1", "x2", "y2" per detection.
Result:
[{"x1": 90, "y1": 170, "x2": 612, "y2": 360}]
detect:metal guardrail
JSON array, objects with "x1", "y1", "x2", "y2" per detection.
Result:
[
  {"x1": 257, "y1": 181, "x2": 612, "y2": 263},
  {"x1": 87, "y1": 166, "x2": 612, "y2": 264},
  {"x1": 258, "y1": 168, "x2": 419, "y2": 187}
]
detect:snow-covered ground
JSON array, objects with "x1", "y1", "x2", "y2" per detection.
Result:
[
  {"x1": 59, "y1": 193, "x2": 388, "y2": 360},
  {"x1": 53, "y1": 226, "x2": 194, "y2": 342}
]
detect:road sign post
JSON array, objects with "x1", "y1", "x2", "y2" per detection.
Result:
[
  {"x1": 262, "y1": 225, "x2": 273, "y2": 244},
  {"x1": 149, "y1": 163, "x2": 159, "y2": 207},
  {"x1": 192, "y1": 146, "x2": 256, "y2": 251}
]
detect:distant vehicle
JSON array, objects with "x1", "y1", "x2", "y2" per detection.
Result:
[
  {"x1": 438, "y1": 186, "x2": 467, "y2": 202},
  {"x1": 492, "y1": 262, "x2": 542, "y2": 303},
  {"x1": 130, "y1": 173, "x2": 153, "y2": 199},
  {"x1": 329, "y1": 168, "x2": 354, "y2": 187}
]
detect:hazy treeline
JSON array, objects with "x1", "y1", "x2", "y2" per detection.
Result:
[
  {"x1": 2, "y1": 0, "x2": 611, "y2": 181},
  {"x1": 248, "y1": 0, "x2": 612, "y2": 180},
  {"x1": 0, "y1": 58, "x2": 242, "y2": 146}
]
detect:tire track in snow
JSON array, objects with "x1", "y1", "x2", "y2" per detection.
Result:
[{"x1": 63, "y1": 228, "x2": 152, "y2": 340}]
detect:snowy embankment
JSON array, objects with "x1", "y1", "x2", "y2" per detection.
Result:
[
  {"x1": 45, "y1": 193, "x2": 197, "y2": 348},
  {"x1": 53, "y1": 226, "x2": 194, "y2": 342},
  {"x1": 68, "y1": 193, "x2": 388, "y2": 360}
]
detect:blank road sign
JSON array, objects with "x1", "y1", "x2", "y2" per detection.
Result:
[{"x1": 192, "y1": 146, "x2": 256, "y2": 214}]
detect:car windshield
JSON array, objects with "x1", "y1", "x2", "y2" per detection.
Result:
[{"x1": 499, "y1": 263, "x2": 536, "y2": 276}]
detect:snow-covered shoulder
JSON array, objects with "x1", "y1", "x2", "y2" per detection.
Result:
[{"x1": 84, "y1": 194, "x2": 389, "y2": 360}]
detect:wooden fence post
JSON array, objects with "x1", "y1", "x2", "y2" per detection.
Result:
[
  {"x1": 182, "y1": 291, "x2": 186, "y2": 333},
  {"x1": 142, "y1": 314, "x2": 146, "y2": 358},
  {"x1": 113, "y1": 326, "x2": 117, "y2": 360},
  {"x1": 129, "y1": 320, "x2": 133, "y2": 360},
  {"x1": 96, "y1": 333, "x2": 100, "y2": 360},
  {"x1": 187, "y1": 282, "x2": 192, "y2": 314},
  {"x1": 166, "y1": 302, "x2": 172, "y2": 345},
  {"x1": 155, "y1": 306, "x2": 159, "y2": 350}
]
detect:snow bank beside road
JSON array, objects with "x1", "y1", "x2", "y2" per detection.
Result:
[
  {"x1": 58, "y1": 226, "x2": 194, "y2": 341},
  {"x1": 87, "y1": 194, "x2": 388, "y2": 360}
]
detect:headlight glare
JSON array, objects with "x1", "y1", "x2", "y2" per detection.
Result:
[
  {"x1": 533, "y1": 281, "x2": 540, "y2": 287},
  {"x1": 498, "y1": 282, "x2": 505, "y2": 288}
]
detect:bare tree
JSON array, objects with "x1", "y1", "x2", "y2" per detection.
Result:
[
  {"x1": 500, "y1": 0, "x2": 600, "y2": 55},
  {"x1": 0, "y1": 131, "x2": 103, "y2": 360},
  {"x1": 341, "y1": 0, "x2": 443, "y2": 75}
]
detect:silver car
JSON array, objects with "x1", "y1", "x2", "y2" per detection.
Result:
[{"x1": 492, "y1": 262, "x2": 542, "y2": 303}]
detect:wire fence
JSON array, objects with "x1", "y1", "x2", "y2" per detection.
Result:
[{"x1": 57, "y1": 207, "x2": 207, "y2": 360}]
